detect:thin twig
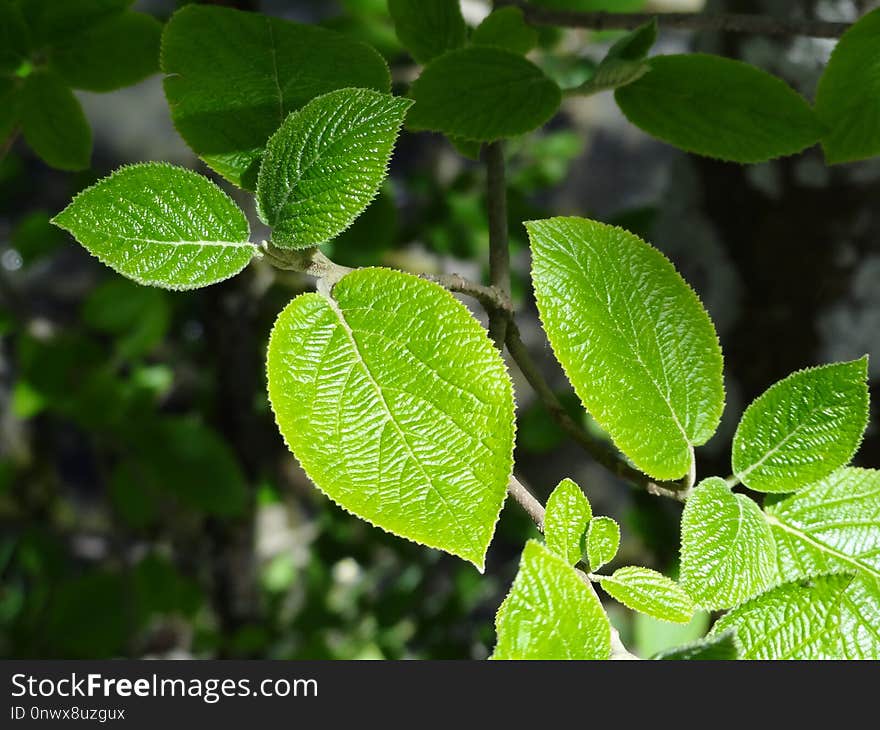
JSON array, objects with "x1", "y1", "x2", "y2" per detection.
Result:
[
  {"x1": 499, "y1": 0, "x2": 851, "y2": 38},
  {"x1": 421, "y1": 273, "x2": 512, "y2": 314},
  {"x1": 507, "y1": 475, "x2": 546, "y2": 531},
  {"x1": 483, "y1": 141, "x2": 511, "y2": 349},
  {"x1": 505, "y1": 318, "x2": 688, "y2": 500}
]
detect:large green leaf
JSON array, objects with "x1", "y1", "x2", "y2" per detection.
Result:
[
  {"x1": 815, "y1": 8, "x2": 880, "y2": 164},
  {"x1": 19, "y1": 71, "x2": 91, "y2": 171},
  {"x1": 731, "y1": 358, "x2": 869, "y2": 493},
  {"x1": 19, "y1": 0, "x2": 132, "y2": 44},
  {"x1": 493, "y1": 541, "x2": 610, "y2": 659},
  {"x1": 615, "y1": 54, "x2": 823, "y2": 163},
  {"x1": 161, "y1": 5, "x2": 390, "y2": 189},
  {"x1": 52, "y1": 163, "x2": 256, "y2": 290},
  {"x1": 765, "y1": 467, "x2": 880, "y2": 582},
  {"x1": 527, "y1": 217, "x2": 724, "y2": 480},
  {"x1": 50, "y1": 11, "x2": 161, "y2": 92},
  {"x1": 471, "y1": 7, "x2": 538, "y2": 56},
  {"x1": 266, "y1": 268, "x2": 515, "y2": 569},
  {"x1": 407, "y1": 47, "x2": 561, "y2": 142},
  {"x1": 543, "y1": 477, "x2": 592, "y2": 565},
  {"x1": 680, "y1": 477, "x2": 777, "y2": 610},
  {"x1": 256, "y1": 88, "x2": 411, "y2": 249},
  {"x1": 586, "y1": 516, "x2": 620, "y2": 571},
  {"x1": 713, "y1": 574, "x2": 880, "y2": 659},
  {"x1": 600, "y1": 566, "x2": 695, "y2": 624},
  {"x1": 387, "y1": 0, "x2": 466, "y2": 64}
]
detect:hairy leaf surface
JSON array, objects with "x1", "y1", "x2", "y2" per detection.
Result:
[
  {"x1": 615, "y1": 54, "x2": 823, "y2": 163},
  {"x1": 586, "y1": 516, "x2": 620, "y2": 571},
  {"x1": 257, "y1": 89, "x2": 411, "y2": 249},
  {"x1": 528, "y1": 217, "x2": 724, "y2": 480},
  {"x1": 600, "y1": 566, "x2": 695, "y2": 623},
  {"x1": 52, "y1": 163, "x2": 255, "y2": 289},
  {"x1": 544, "y1": 478, "x2": 592, "y2": 565},
  {"x1": 266, "y1": 268, "x2": 515, "y2": 569},
  {"x1": 493, "y1": 541, "x2": 610, "y2": 659},
  {"x1": 680, "y1": 477, "x2": 777, "y2": 610},
  {"x1": 161, "y1": 5, "x2": 390, "y2": 188},
  {"x1": 731, "y1": 359, "x2": 869, "y2": 493}
]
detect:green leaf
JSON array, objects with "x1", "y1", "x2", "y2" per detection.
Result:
[
  {"x1": 407, "y1": 47, "x2": 561, "y2": 142},
  {"x1": 633, "y1": 611, "x2": 710, "y2": 657},
  {"x1": 387, "y1": 0, "x2": 466, "y2": 64},
  {"x1": 712, "y1": 573, "x2": 880, "y2": 659},
  {"x1": 543, "y1": 477, "x2": 592, "y2": 565},
  {"x1": 493, "y1": 541, "x2": 611, "y2": 659},
  {"x1": 680, "y1": 477, "x2": 777, "y2": 610},
  {"x1": 0, "y1": 1, "x2": 30, "y2": 74},
  {"x1": 586, "y1": 516, "x2": 620, "y2": 571},
  {"x1": 52, "y1": 163, "x2": 256, "y2": 290},
  {"x1": 731, "y1": 358, "x2": 869, "y2": 493},
  {"x1": 50, "y1": 11, "x2": 161, "y2": 92},
  {"x1": 266, "y1": 268, "x2": 515, "y2": 569},
  {"x1": 815, "y1": 8, "x2": 880, "y2": 163},
  {"x1": 256, "y1": 88, "x2": 411, "y2": 249},
  {"x1": 765, "y1": 467, "x2": 880, "y2": 583},
  {"x1": 161, "y1": 5, "x2": 390, "y2": 189},
  {"x1": 0, "y1": 78, "x2": 20, "y2": 141},
  {"x1": 653, "y1": 630, "x2": 738, "y2": 660},
  {"x1": 570, "y1": 21, "x2": 656, "y2": 96},
  {"x1": 605, "y1": 19, "x2": 657, "y2": 62},
  {"x1": 600, "y1": 566, "x2": 695, "y2": 623},
  {"x1": 20, "y1": 0, "x2": 133, "y2": 44},
  {"x1": 527, "y1": 217, "x2": 724, "y2": 480},
  {"x1": 614, "y1": 54, "x2": 824, "y2": 163},
  {"x1": 19, "y1": 72, "x2": 91, "y2": 171},
  {"x1": 471, "y1": 7, "x2": 538, "y2": 56}
]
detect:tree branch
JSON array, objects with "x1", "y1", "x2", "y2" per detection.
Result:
[
  {"x1": 499, "y1": 0, "x2": 851, "y2": 38},
  {"x1": 483, "y1": 141, "x2": 511, "y2": 349},
  {"x1": 507, "y1": 474, "x2": 546, "y2": 531}
]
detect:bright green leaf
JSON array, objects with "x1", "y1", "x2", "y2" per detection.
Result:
[
  {"x1": 731, "y1": 358, "x2": 869, "y2": 493},
  {"x1": 50, "y1": 11, "x2": 161, "y2": 92},
  {"x1": 471, "y1": 7, "x2": 538, "y2": 56},
  {"x1": 680, "y1": 477, "x2": 777, "y2": 610},
  {"x1": 52, "y1": 163, "x2": 256, "y2": 290},
  {"x1": 615, "y1": 54, "x2": 824, "y2": 163},
  {"x1": 387, "y1": 0, "x2": 466, "y2": 64},
  {"x1": 544, "y1": 477, "x2": 592, "y2": 565},
  {"x1": 765, "y1": 467, "x2": 880, "y2": 583},
  {"x1": 633, "y1": 610, "x2": 709, "y2": 657},
  {"x1": 586, "y1": 516, "x2": 620, "y2": 571},
  {"x1": 815, "y1": 8, "x2": 880, "y2": 163},
  {"x1": 161, "y1": 5, "x2": 390, "y2": 188},
  {"x1": 713, "y1": 573, "x2": 879, "y2": 659},
  {"x1": 256, "y1": 88, "x2": 411, "y2": 249},
  {"x1": 653, "y1": 630, "x2": 738, "y2": 660},
  {"x1": 527, "y1": 217, "x2": 724, "y2": 480},
  {"x1": 407, "y1": 47, "x2": 561, "y2": 142},
  {"x1": 19, "y1": 72, "x2": 91, "y2": 171},
  {"x1": 266, "y1": 268, "x2": 515, "y2": 569},
  {"x1": 493, "y1": 541, "x2": 610, "y2": 659},
  {"x1": 600, "y1": 566, "x2": 695, "y2": 623}
]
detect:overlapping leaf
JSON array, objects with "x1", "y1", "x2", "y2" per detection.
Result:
[
  {"x1": 731, "y1": 358, "x2": 869, "y2": 493},
  {"x1": 266, "y1": 268, "x2": 515, "y2": 569},
  {"x1": 600, "y1": 567, "x2": 694, "y2": 623},
  {"x1": 493, "y1": 541, "x2": 610, "y2": 659},
  {"x1": 256, "y1": 88, "x2": 411, "y2": 249},
  {"x1": 19, "y1": 72, "x2": 91, "y2": 171},
  {"x1": 52, "y1": 163, "x2": 256, "y2": 289},
  {"x1": 528, "y1": 217, "x2": 724, "y2": 480},
  {"x1": 161, "y1": 5, "x2": 390, "y2": 188},
  {"x1": 680, "y1": 477, "x2": 777, "y2": 610},
  {"x1": 387, "y1": 0, "x2": 466, "y2": 64},
  {"x1": 543, "y1": 478, "x2": 592, "y2": 565},
  {"x1": 471, "y1": 7, "x2": 538, "y2": 56},
  {"x1": 653, "y1": 630, "x2": 738, "y2": 660},
  {"x1": 586, "y1": 516, "x2": 620, "y2": 571}
]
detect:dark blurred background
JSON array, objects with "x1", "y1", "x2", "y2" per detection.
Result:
[{"x1": 1, "y1": 0, "x2": 877, "y2": 659}]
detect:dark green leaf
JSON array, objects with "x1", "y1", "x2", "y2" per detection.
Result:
[
  {"x1": 653, "y1": 630, "x2": 739, "y2": 660},
  {"x1": 388, "y1": 0, "x2": 466, "y2": 64},
  {"x1": 471, "y1": 7, "x2": 538, "y2": 55},
  {"x1": 19, "y1": 72, "x2": 91, "y2": 170}
]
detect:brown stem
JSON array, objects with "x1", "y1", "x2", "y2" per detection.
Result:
[
  {"x1": 507, "y1": 475, "x2": 546, "y2": 531},
  {"x1": 500, "y1": 0, "x2": 851, "y2": 38},
  {"x1": 483, "y1": 141, "x2": 510, "y2": 349}
]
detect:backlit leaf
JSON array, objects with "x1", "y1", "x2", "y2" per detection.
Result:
[
  {"x1": 544, "y1": 477, "x2": 592, "y2": 565},
  {"x1": 600, "y1": 566, "x2": 695, "y2": 623},
  {"x1": 586, "y1": 516, "x2": 620, "y2": 571}
]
